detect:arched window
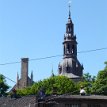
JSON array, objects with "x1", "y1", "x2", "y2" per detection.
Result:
[
  {"x1": 67, "y1": 44, "x2": 70, "y2": 53},
  {"x1": 64, "y1": 45, "x2": 65, "y2": 54},
  {"x1": 72, "y1": 45, "x2": 75, "y2": 54}
]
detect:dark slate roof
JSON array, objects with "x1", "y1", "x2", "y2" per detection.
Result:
[
  {"x1": 59, "y1": 73, "x2": 80, "y2": 78},
  {"x1": 58, "y1": 95, "x2": 107, "y2": 99},
  {"x1": 1, "y1": 95, "x2": 107, "y2": 107},
  {"x1": 0, "y1": 95, "x2": 37, "y2": 107},
  {"x1": 45, "y1": 95, "x2": 107, "y2": 102}
]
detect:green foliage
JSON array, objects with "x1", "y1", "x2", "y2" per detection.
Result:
[
  {"x1": 91, "y1": 63, "x2": 107, "y2": 95},
  {"x1": 104, "y1": 61, "x2": 107, "y2": 67},
  {"x1": 17, "y1": 76, "x2": 78, "y2": 96},
  {"x1": 0, "y1": 74, "x2": 9, "y2": 96},
  {"x1": 17, "y1": 87, "x2": 33, "y2": 96},
  {"x1": 77, "y1": 73, "x2": 96, "y2": 94},
  {"x1": 31, "y1": 76, "x2": 77, "y2": 95},
  {"x1": 83, "y1": 73, "x2": 96, "y2": 82}
]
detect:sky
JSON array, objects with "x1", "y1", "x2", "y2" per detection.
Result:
[{"x1": 0, "y1": 0, "x2": 107, "y2": 89}]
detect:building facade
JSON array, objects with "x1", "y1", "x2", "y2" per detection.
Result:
[{"x1": 58, "y1": 7, "x2": 83, "y2": 81}]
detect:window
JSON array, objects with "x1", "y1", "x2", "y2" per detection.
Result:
[
  {"x1": 65, "y1": 104, "x2": 81, "y2": 107},
  {"x1": 64, "y1": 45, "x2": 65, "y2": 54},
  {"x1": 66, "y1": 44, "x2": 70, "y2": 54},
  {"x1": 47, "y1": 103, "x2": 57, "y2": 107},
  {"x1": 72, "y1": 45, "x2": 75, "y2": 54},
  {"x1": 88, "y1": 104, "x2": 100, "y2": 107}
]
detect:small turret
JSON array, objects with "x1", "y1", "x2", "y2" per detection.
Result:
[
  {"x1": 51, "y1": 67, "x2": 55, "y2": 77},
  {"x1": 17, "y1": 72, "x2": 19, "y2": 89},
  {"x1": 31, "y1": 71, "x2": 33, "y2": 84}
]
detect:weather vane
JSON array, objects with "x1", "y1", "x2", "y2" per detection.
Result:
[
  {"x1": 68, "y1": 0, "x2": 71, "y2": 9},
  {"x1": 68, "y1": 0, "x2": 72, "y2": 18}
]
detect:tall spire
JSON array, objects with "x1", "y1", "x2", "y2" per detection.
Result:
[
  {"x1": 51, "y1": 64, "x2": 54, "y2": 77},
  {"x1": 67, "y1": 1, "x2": 72, "y2": 24},
  {"x1": 31, "y1": 71, "x2": 33, "y2": 84},
  {"x1": 17, "y1": 72, "x2": 19, "y2": 83},
  {"x1": 17, "y1": 72, "x2": 19, "y2": 89},
  {"x1": 58, "y1": 0, "x2": 83, "y2": 81}
]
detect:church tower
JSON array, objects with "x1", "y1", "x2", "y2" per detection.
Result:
[
  {"x1": 58, "y1": 5, "x2": 83, "y2": 81},
  {"x1": 12, "y1": 58, "x2": 34, "y2": 90}
]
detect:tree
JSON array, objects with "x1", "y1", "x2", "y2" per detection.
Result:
[
  {"x1": 17, "y1": 87, "x2": 32, "y2": 96},
  {"x1": 17, "y1": 76, "x2": 78, "y2": 96},
  {"x1": 83, "y1": 73, "x2": 96, "y2": 82},
  {"x1": 77, "y1": 73, "x2": 96, "y2": 94},
  {"x1": 91, "y1": 62, "x2": 107, "y2": 95},
  {"x1": 31, "y1": 76, "x2": 77, "y2": 95},
  {"x1": 0, "y1": 74, "x2": 9, "y2": 96}
]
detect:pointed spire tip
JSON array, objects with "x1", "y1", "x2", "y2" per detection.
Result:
[{"x1": 68, "y1": 1, "x2": 71, "y2": 19}]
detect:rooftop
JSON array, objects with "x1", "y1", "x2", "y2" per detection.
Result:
[{"x1": 0, "y1": 95, "x2": 107, "y2": 107}]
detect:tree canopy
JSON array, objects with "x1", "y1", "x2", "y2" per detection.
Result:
[
  {"x1": 17, "y1": 76, "x2": 78, "y2": 96},
  {"x1": 0, "y1": 74, "x2": 9, "y2": 96},
  {"x1": 16, "y1": 61, "x2": 107, "y2": 96},
  {"x1": 91, "y1": 62, "x2": 107, "y2": 95},
  {"x1": 77, "y1": 73, "x2": 96, "y2": 94}
]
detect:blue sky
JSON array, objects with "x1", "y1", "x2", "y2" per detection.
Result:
[{"x1": 0, "y1": 0, "x2": 107, "y2": 88}]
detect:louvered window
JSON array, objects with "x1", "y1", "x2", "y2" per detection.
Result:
[{"x1": 65, "y1": 104, "x2": 81, "y2": 107}]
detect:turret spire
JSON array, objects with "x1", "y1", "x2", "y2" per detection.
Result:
[
  {"x1": 17, "y1": 72, "x2": 19, "y2": 83},
  {"x1": 51, "y1": 64, "x2": 54, "y2": 77},
  {"x1": 31, "y1": 71, "x2": 33, "y2": 84},
  {"x1": 17, "y1": 72, "x2": 19, "y2": 89}
]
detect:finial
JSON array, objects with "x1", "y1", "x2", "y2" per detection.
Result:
[
  {"x1": 31, "y1": 70, "x2": 33, "y2": 77},
  {"x1": 68, "y1": 0, "x2": 71, "y2": 18}
]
